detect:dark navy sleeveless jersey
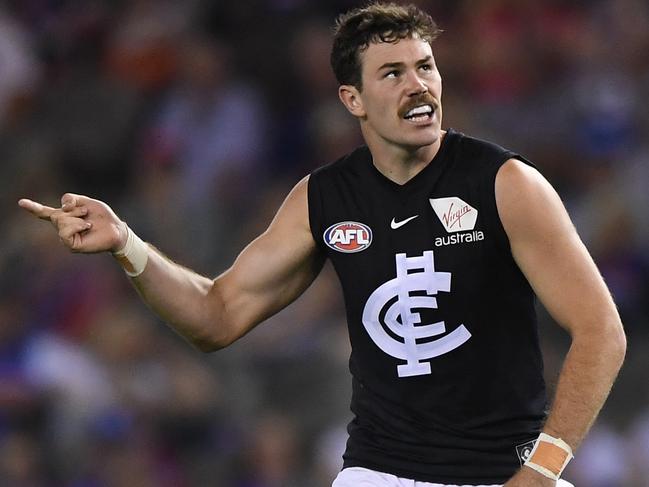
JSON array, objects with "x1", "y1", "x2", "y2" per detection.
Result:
[{"x1": 308, "y1": 129, "x2": 547, "y2": 484}]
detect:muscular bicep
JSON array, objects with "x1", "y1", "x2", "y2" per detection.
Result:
[
  {"x1": 209, "y1": 176, "x2": 325, "y2": 343},
  {"x1": 495, "y1": 159, "x2": 620, "y2": 335}
]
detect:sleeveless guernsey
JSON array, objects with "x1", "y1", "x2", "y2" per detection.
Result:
[{"x1": 308, "y1": 129, "x2": 547, "y2": 484}]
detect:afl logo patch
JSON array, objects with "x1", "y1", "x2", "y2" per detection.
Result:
[{"x1": 324, "y1": 221, "x2": 372, "y2": 253}]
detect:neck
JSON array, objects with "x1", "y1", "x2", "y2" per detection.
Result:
[{"x1": 365, "y1": 130, "x2": 446, "y2": 185}]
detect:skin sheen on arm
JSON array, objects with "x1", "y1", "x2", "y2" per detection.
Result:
[
  {"x1": 127, "y1": 176, "x2": 325, "y2": 351},
  {"x1": 495, "y1": 159, "x2": 626, "y2": 485}
]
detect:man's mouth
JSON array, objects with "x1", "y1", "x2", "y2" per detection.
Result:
[{"x1": 402, "y1": 104, "x2": 435, "y2": 123}]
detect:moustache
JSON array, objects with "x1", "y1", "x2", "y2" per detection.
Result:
[{"x1": 398, "y1": 94, "x2": 438, "y2": 118}]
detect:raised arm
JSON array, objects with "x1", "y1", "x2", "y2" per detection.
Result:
[
  {"x1": 495, "y1": 160, "x2": 626, "y2": 486},
  {"x1": 19, "y1": 176, "x2": 325, "y2": 352}
]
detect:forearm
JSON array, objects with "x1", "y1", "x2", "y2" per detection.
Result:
[
  {"x1": 542, "y1": 322, "x2": 626, "y2": 449},
  {"x1": 122, "y1": 245, "x2": 225, "y2": 352},
  {"x1": 504, "y1": 321, "x2": 625, "y2": 486}
]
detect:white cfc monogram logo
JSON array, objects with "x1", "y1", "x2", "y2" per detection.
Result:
[{"x1": 362, "y1": 251, "x2": 471, "y2": 377}]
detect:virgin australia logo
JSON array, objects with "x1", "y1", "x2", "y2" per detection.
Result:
[
  {"x1": 430, "y1": 197, "x2": 477, "y2": 232},
  {"x1": 430, "y1": 197, "x2": 484, "y2": 247},
  {"x1": 362, "y1": 251, "x2": 471, "y2": 378}
]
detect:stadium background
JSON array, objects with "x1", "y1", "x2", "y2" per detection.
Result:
[{"x1": 1, "y1": 0, "x2": 648, "y2": 485}]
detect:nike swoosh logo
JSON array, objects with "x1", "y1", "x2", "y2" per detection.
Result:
[{"x1": 390, "y1": 215, "x2": 419, "y2": 229}]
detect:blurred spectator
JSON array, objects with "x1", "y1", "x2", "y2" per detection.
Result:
[
  {"x1": 232, "y1": 412, "x2": 304, "y2": 487},
  {"x1": 104, "y1": 0, "x2": 196, "y2": 94},
  {"x1": 0, "y1": 9, "x2": 41, "y2": 130},
  {"x1": 272, "y1": 18, "x2": 361, "y2": 176},
  {"x1": 133, "y1": 34, "x2": 269, "y2": 268},
  {"x1": 0, "y1": 430, "x2": 52, "y2": 486},
  {"x1": 589, "y1": 206, "x2": 649, "y2": 336},
  {"x1": 565, "y1": 424, "x2": 633, "y2": 486},
  {"x1": 630, "y1": 411, "x2": 649, "y2": 484},
  {"x1": 138, "y1": 34, "x2": 268, "y2": 205}
]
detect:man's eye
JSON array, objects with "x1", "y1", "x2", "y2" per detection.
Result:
[
  {"x1": 420, "y1": 64, "x2": 432, "y2": 71},
  {"x1": 385, "y1": 70, "x2": 400, "y2": 78}
]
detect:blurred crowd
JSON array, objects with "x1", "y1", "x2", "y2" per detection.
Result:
[{"x1": 1, "y1": 0, "x2": 648, "y2": 485}]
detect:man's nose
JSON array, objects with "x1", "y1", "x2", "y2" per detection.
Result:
[{"x1": 405, "y1": 70, "x2": 428, "y2": 95}]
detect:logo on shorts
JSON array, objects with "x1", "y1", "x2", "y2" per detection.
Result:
[
  {"x1": 516, "y1": 439, "x2": 537, "y2": 466},
  {"x1": 324, "y1": 221, "x2": 372, "y2": 253},
  {"x1": 362, "y1": 250, "x2": 471, "y2": 377}
]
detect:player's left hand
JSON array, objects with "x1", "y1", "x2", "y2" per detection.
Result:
[{"x1": 503, "y1": 467, "x2": 556, "y2": 486}]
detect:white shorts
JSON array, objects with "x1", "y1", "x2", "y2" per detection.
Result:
[{"x1": 332, "y1": 466, "x2": 575, "y2": 487}]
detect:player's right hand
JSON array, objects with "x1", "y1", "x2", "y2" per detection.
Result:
[{"x1": 18, "y1": 193, "x2": 128, "y2": 254}]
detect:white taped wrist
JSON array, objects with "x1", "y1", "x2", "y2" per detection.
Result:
[
  {"x1": 112, "y1": 226, "x2": 149, "y2": 277},
  {"x1": 524, "y1": 432, "x2": 574, "y2": 481}
]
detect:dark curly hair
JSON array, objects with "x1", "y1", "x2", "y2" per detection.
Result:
[{"x1": 331, "y1": 2, "x2": 442, "y2": 90}]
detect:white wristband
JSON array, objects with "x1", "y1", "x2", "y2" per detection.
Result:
[
  {"x1": 524, "y1": 432, "x2": 574, "y2": 481},
  {"x1": 112, "y1": 226, "x2": 149, "y2": 277}
]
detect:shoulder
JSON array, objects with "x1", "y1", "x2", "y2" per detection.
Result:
[
  {"x1": 310, "y1": 145, "x2": 371, "y2": 179},
  {"x1": 451, "y1": 129, "x2": 509, "y2": 157},
  {"x1": 495, "y1": 158, "x2": 568, "y2": 244},
  {"x1": 496, "y1": 159, "x2": 551, "y2": 204},
  {"x1": 266, "y1": 175, "x2": 317, "y2": 246},
  {"x1": 448, "y1": 129, "x2": 534, "y2": 171}
]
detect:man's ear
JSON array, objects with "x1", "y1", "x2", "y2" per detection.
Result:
[{"x1": 338, "y1": 85, "x2": 365, "y2": 118}]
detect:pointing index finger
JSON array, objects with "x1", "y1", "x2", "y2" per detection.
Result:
[{"x1": 18, "y1": 198, "x2": 56, "y2": 220}]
